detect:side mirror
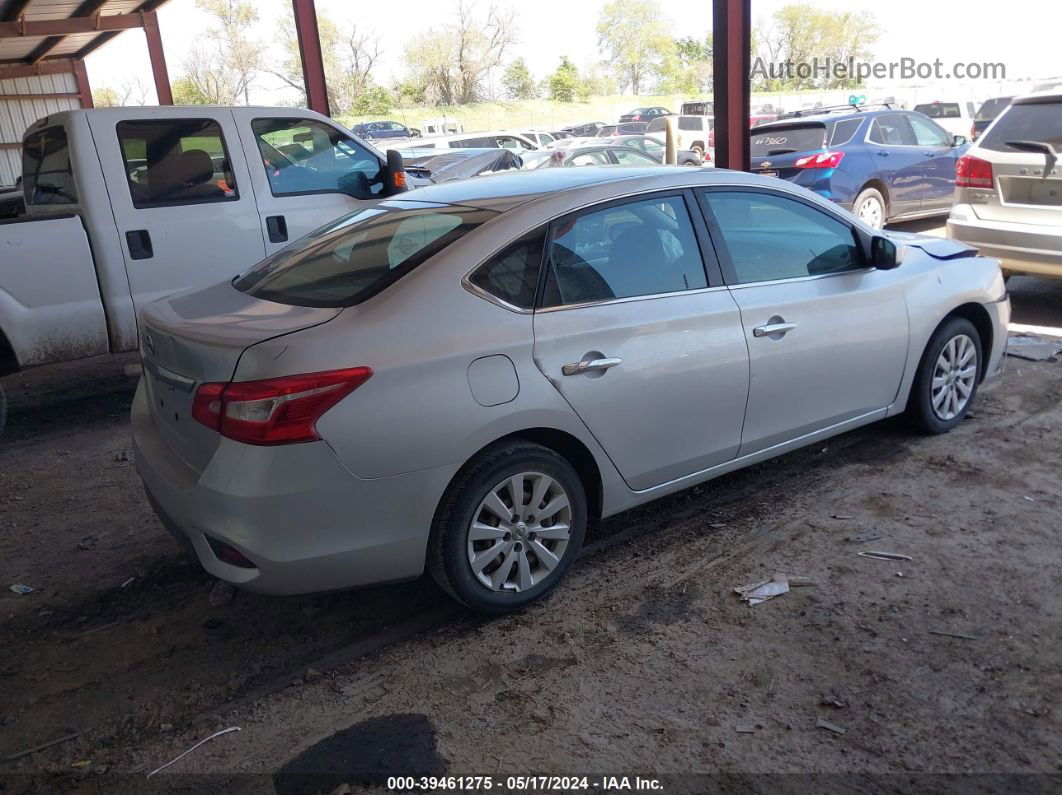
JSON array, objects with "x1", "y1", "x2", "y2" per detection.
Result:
[
  {"x1": 871, "y1": 235, "x2": 904, "y2": 270},
  {"x1": 336, "y1": 170, "x2": 374, "y2": 200},
  {"x1": 952, "y1": 134, "x2": 967, "y2": 147},
  {"x1": 380, "y1": 149, "x2": 408, "y2": 196},
  {"x1": 410, "y1": 128, "x2": 422, "y2": 138}
]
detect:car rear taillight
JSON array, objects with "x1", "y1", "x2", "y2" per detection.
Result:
[
  {"x1": 708, "y1": 130, "x2": 715, "y2": 148},
  {"x1": 955, "y1": 155, "x2": 994, "y2": 189},
  {"x1": 794, "y1": 150, "x2": 845, "y2": 169},
  {"x1": 192, "y1": 367, "x2": 373, "y2": 446}
]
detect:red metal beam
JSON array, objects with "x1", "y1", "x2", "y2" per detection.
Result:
[
  {"x1": 0, "y1": 12, "x2": 145, "y2": 39},
  {"x1": 1, "y1": 0, "x2": 32, "y2": 22},
  {"x1": 712, "y1": 0, "x2": 751, "y2": 171},
  {"x1": 291, "y1": 0, "x2": 329, "y2": 116},
  {"x1": 142, "y1": 10, "x2": 171, "y2": 105},
  {"x1": 73, "y1": 57, "x2": 92, "y2": 108},
  {"x1": 0, "y1": 59, "x2": 75, "y2": 77}
]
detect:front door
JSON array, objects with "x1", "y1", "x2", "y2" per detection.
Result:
[
  {"x1": 91, "y1": 109, "x2": 266, "y2": 312},
  {"x1": 231, "y1": 108, "x2": 386, "y2": 255},
  {"x1": 908, "y1": 113, "x2": 961, "y2": 213},
  {"x1": 699, "y1": 188, "x2": 909, "y2": 455},
  {"x1": 532, "y1": 192, "x2": 749, "y2": 491}
]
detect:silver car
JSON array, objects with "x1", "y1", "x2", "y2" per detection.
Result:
[
  {"x1": 948, "y1": 90, "x2": 1062, "y2": 279},
  {"x1": 133, "y1": 167, "x2": 1009, "y2": 613}
]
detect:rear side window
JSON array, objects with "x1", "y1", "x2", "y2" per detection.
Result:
[
  {"x1": 252, "y1": 118, "x2": 382, "y2": 197},
  {"x1": 915, "y1": 103, "x2": 961, "y2": 119},
  {"x1": 979, "y1": 101, "x2": 1062, "y2": 152},
  {"x1": 868, "y1": 114, "x2": 916, "y2": 146},
  {"x1": 117, "y1": 119, "x2": 237, "y2": 208},
  {"x1": 750, "y1": 124, "x2": 826, "y2": 156},
  {"x1": 829, "y1": 118, "x2": 863, "y2": 147},
  {"x1": 468, "y1": 231, "x2": 544, "y2": 309},
  {"x1": 543, "y1": 195, "x2": 707, "y2": 306},
  {"x1": 22, "y1": 126, "x2": 77, "y2": 205},
  {"x1": 234, "y1": 203, "x2": 497, "y2": 307},
  {"x1": 678, "y1": 117, "x2": 701, "y2": 131}
]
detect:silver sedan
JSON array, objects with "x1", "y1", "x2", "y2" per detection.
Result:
[{"x1": 132, "y1": 167, "x2": 1009, "y2": 613}]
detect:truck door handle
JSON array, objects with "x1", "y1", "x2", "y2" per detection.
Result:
[
  {"x1": 266, "y1": 215, "x2": 288, "y2": 243},
  {"x1": 562, "y1": 356, "x2": 622, "y2": 376},
  {"x1": 126, "y1": 229, "x2": 153, "y2": 260},
  {"x1": 753, "y1": 322, "x2": 796, "y2": 338}
]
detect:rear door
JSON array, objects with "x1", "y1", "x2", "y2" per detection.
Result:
[
  {"x1": 968, "y1": 97, "x2": 1062, "y2": 226},
  {"x1": 532, "y1": 191, "x2": 749, "y2": 491},
  {"x1": 90, "y1": 109, "x2": 265, "y2": 312},
  {"x1": 907, "y1": 113, "x2": 962, "y2": 212},
  {"x1": 699, "y1": 188, "x2": 909, "y2": 455},
  {"x1": 231, "y1": 108, "x2": 386, "y2": 255},
  {"x1": 865, "y1": 113, "x2": 926, "y2": 216}
]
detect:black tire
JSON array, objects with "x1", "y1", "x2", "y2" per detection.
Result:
[
  {"x1": 0, "y1": 382, "x2": 6, "y2": 439},
  {"x1": 853, "y1": 186, "x2": 887, "y2": 229},
  {"x1": 428, "y1": 441, "x2": 587, "y2": 614},
  {"x1": 906, "y1": 316, "x2": 982, "y2": 434}
]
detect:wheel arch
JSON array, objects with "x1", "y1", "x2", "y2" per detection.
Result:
[
  {"x1": 0, "y1": 326, "x2": 20, "y2": 377},
  {"x1": 943, "y1": 302, "x2": 994, "y2": 381},
  {"x1": 859, "y1": 178, "x2": 890, "y2": 211}
]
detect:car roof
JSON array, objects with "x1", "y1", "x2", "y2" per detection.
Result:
[
  {"x1": 1013, "y1": 90, "x2": 1062, "y2": 104},
  {"x1": 395, "y1": 166, "x2": 775, "y2": 212}
]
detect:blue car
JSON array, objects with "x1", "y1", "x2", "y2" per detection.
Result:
[
  {"x1": 750, "y1": 106, "x2": 969, "y2": 228},
  {"x1": 350, "y1": 120, "x2": 420, "y2": 140}
]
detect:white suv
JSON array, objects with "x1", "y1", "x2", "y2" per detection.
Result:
[
  {"x1": 947, "y1": 90, "x2": 1062, "y2": 279},
  {"x1": 913, "y1": 101, "x2": 976, "y2": 139},
  {"x1": 646, "y1": 115, "x2": 713, "y2": 160}
]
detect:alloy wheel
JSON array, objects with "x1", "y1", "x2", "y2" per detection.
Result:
[
  {"x1": 931, "y1": 334, "x2": 978, "y2": 421},
  {"x1": 857, "y1": 196, "x2": 884, "y2": 228},
  {"x1": 467, "y1": 472, "x2": 572, "y2": 592}
]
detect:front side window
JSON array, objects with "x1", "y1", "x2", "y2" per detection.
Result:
[
  {"x1": 612, "y1": 148, "x2": 656, "y2": 165},
  {"x1": 22, "y1": 126, "x2": 77, "y2": 205},
  {"x1": 468, "y1": 231, "x2": 544, "y2": 309},
  {"x1": 909, "y1": 115, "x2": 952, "y2": 148},
  {"x1": 543, "y1": 194, "x2": 707, "y2": 307},
  {"x1": 703, "y1": 191, "x2": 864, "y2": 284},
  {"x1": 234, "y1": 202, "x2": 496, "y2": 307},
  {"x1": 117, "y1": 119, "x2": 236, "y2": 208},
  {"x1": 868, "y1": 114, "x2": 916, "y2": 146},
  {"x1": 251, "y1": 118, "x2": 382, "y2": 197}
]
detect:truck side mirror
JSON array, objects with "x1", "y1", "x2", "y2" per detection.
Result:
[
  {"x1": 952, "y1": 134, "x2": 967, "y2": 147},
  {"x1": 381, "y1": 149, "x2": 407, "y2": 196}
]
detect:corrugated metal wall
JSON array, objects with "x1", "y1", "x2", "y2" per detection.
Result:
[{"x1": 0, "y1": 72, "x2": 81, "y2": 186}]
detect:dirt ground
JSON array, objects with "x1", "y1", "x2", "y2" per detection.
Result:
[{"x1": 1, "y1": 273, "x2": 1061, "y2": 793}]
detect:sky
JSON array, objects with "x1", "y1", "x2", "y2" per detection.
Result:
[{"x1": 84, "y1": 0, "x2": 1061, "y2": 105}]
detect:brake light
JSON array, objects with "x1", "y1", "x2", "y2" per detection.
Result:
[
  {"x1": 708, "y1": 130, "x2": 715, "y2": 148},
  {"x1": 192, "y1": 367, "x2": 373, "y2": 445},
  {"x1": 794, "y1": 150, "x2": 845, "y2": 169},
  {"x1": 956, "y1": 155, "x2": 993, "y2": 189}
]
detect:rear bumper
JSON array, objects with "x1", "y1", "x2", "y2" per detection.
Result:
[
  {"x1": 131, "y1": 381, "x2": 459, "y2": 596},
  {"x1": 948, "y1": 205, "x2": 1062, "y2": 277}
]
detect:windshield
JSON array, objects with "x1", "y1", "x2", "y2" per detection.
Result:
[
  {"x1": 234, "y1": 202, "x2": 497, "y2": 307},
  {"x1": 751, "y1": 123, "x2": 827, "y2": 156},
  {"x1": 979, "y1": 101, "x2": 1062, "y2": 153}
]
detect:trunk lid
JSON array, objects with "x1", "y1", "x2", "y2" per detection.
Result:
[
  {"x1": 750, "y1": 122, "x2": 828, "y2": 179},
  {"x1": 139, "y1": 280, "x2": 341, "y2": 472}
]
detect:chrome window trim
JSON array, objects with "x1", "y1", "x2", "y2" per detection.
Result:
[
  {"x1": 727, "y1": 266, "x2": 876, "y2": 290},
  {"x1": 461, "y1": 278, "x2": 533, "y2": 314},
  {"x1": 535, "y1": 284, "x2": 729, "y2": 314}
]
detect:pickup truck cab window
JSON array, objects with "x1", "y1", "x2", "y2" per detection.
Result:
[
  {"x1": 22, "y1": 126, "x2": 77, "y2": 206},
  {"x1": 117, "y1": 119, "x2": 237, "y2": 208},
  {"x1": 251, "y1": 118, "x2": 383, "y2": 198}
]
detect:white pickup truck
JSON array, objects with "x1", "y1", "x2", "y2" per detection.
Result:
[{"x1": 0, "y1": 106, "x2": 408, "y2": 433}]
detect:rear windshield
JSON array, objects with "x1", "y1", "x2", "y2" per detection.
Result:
[
  {"x1": 979, "y1": 101, "x2": 1062, "y2": 153},
  {"x1": 234, "y1": 202, "x2": 497, "y2": 307},
  {"x1": 975, "y1": 97, "x2": 1012, "y2": 121},
  {"x1": 915, "y1": 103, "x2": 961, "y2": 119},
  {"x1": 751, "y1": 123, "x2": 827, "y2": 156}
]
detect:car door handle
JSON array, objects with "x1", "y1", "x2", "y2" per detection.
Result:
[
  {"x1": 562, "y1": 357, "x2": 623, "y2": 376},
  {"x1": 126, "y1": 229, "x2": 153, "y2": 260},
  {"x1": 923, "y1": 151, "x2": 935, "y2": 157},
  {"x1": 876, "y1": 150, "x2": 889, "y2": 157},
  {"x1": 265, "y1": 215, "x2": 288, "y2": 243},
  {"x1": 752, "y1": 322, "x2": 797, "y2": 338}
]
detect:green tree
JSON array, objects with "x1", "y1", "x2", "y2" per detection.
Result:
[
  {"x1": 596, "y1": 0, "x2": 674, "y2": 95},
  {"x1": 185, "y1": 0, "x2": 262, "y2": 104},
  {"x1": 171, "y1": 77, "x2": 212, "y2": 105},
  {"x1": 352, "y1": 85, "x2": 393, "y2": 115},
  {"x1": 92, "y1": 87, "x2": 121, "y2": 107},
  {"x1": 502, "y1": 57, "x2": 536, "y2": 100},
  {"x1": 546, "y1": 57, "x2": 580, "y2": 102}
]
